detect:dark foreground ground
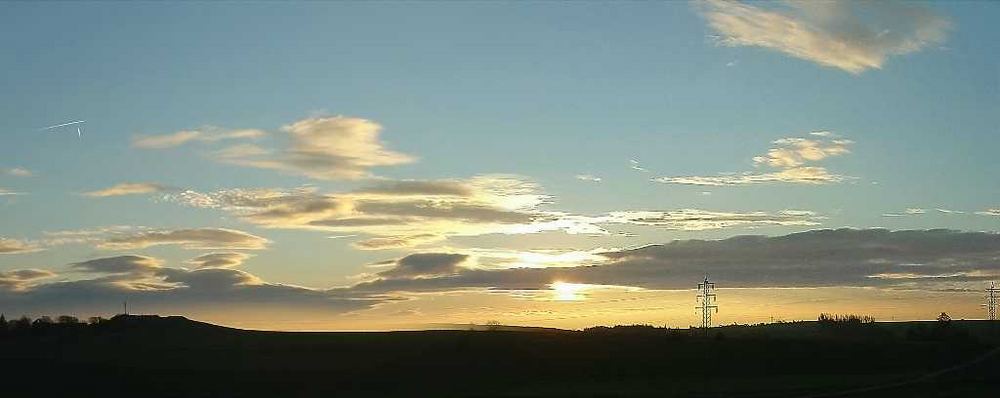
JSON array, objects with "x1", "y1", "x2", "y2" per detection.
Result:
[{"x1": 1, "y1": 315, "x2": 999, "y2": 397}]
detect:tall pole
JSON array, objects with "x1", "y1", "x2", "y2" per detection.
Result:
[
  {"x1": 986, "y1": 281, "x2": 998, "y2": 321},
  {"x1": 696, "y1": 275, "x2": 718, "y2": 330}
]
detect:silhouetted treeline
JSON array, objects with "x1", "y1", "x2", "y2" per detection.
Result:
[
  {"x1": 0, "y1": 313, "x2": 109, "y2": 337},
  {"x1": 817, "y1": 313, "x2": 875, "y2": 325}
]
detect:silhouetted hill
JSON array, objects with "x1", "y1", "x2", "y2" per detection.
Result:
[
  {"x1": 1, "y1": 316, "x2": 998, "y2": 397},
  {"x1": 101, "y1": 314, "x2": 235, "y2": 333}
]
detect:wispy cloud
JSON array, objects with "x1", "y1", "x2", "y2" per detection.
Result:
[
  {"x1": 165, "y1": 176, "x2": 824, "y2": 248},
  {"x1": 98, "y1": 228, "x2": 270, "y2": 250},
  {"x1": 978, "y1": 209, "x2": 1000, "y2": 216},
  {"x1": 72, "y1": 255, "x2": 164, "y2": 274},
  {"x1": 83, "y1": 182, "x2": 170, "y2": 197},
  {"x1": 3, "y1": 167, "x2": 32, "y2": 177},
  {"x1": 751, "y1": 136, "x2": 852, "y2": 168},
  {"x1": 575, "y1": 174, "x2": 602, "y2": 183},
  {"x1": 133, "y1": 128, "x2": 265, "y2": 149},
  {"x1": 935, "y1": 208, "x2": 964, "y2": 214},
  {"x1": 598, "y1": 209, "x2": 823, "y2": 230},
  {"x1": 0, "y1": 238, "x2": 41, "y2": 254},
  {"x1": 353, "y1": 234, "x2": 444, "y2": 251},
  {"x1": 654, "y1": 133, "x2": 852, "y2": 186},
  {"x1": 655, "y1": 167, "x2": 846, "y2": 186},
  {"x1": 164, "y1": 176, "x2": 554, "y2": 248},
  {"x1": 212, "y1": 116, "x2": 415, "y2": 180},
  {"x1": 629, "y1": 159, "x2": 648, "y2": 173},
  {"x1": 882, "y1": 207, "x2": 970, "y2": 217},
  {"x1": 698, "y1": 0, "x2": 950, "y2": 74},
  {"x1": 186, "y1": 252, "x2": 253, "y2": 269},
  {"x1": 0, "y1": 269, "x2": 56, "y2": 290}
]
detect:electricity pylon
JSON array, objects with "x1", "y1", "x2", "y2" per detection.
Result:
[
  {"x1": 985, "y1": 281, "x2": 998, "y2": 321},
  {"x1": 696, "y1": 275, "x2": 718, "y2": 329}
]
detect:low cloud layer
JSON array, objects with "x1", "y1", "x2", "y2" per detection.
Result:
[
  {"x1": 698, "y1": 0, "x2": 950, "y2": 74},
  {"x1": 353, "y1": 229, "x2": 1000, "y2": 294},
  {"x1": 1, "y1": 255, "x2": 371, "y2": 317},
  {"x1": 3, "y1": 229, "x2": 998, "y2": 319},
  {"x1": 655, "y1": 133, "x2": 851, "y2": 186},
  {"x1": 378, "y1": 253, "x2": 469, "y2": 279}
]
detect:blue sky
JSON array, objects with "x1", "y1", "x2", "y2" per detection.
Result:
[{"x1": 1, "y1": 1, "x2": 998, "y2": 329}]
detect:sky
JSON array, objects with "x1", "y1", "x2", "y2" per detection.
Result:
[{"x1": 1, "y1": 1, "x2": 998, "y2": 331}]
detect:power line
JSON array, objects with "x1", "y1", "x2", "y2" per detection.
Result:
[{"x1": 696, "y1": 275, "x2": 718, "y2": 330}]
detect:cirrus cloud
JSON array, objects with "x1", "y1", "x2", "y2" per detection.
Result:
[
  {"x1": 83, "y1": 182, "x2": 170, "y2": 197},
  {"x1": 4, "y1": 167, "x2": 32, "y2": 177},
  {"x1": 98, "y1": 228, "x2": 269, "y2": 250},
  {"x1": 654, "y1": 132, "x2": 852, "y2": 186},
  {"x1": 132, "y1": 128, "x2": 265, "y2": 149},
  {"x1": 698, "y1": 0, "x2": 950, "y2": 74}
]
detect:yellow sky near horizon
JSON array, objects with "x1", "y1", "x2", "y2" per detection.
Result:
[{"x1": 187, "y1": 286, "x2": 985, "y2": 332}]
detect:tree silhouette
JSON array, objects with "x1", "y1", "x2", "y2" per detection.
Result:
[
  {"x1": 12, "y1": 316, "x2": 31, "y2": 332},
  {"x1": 936, "y1": 312, "x2": 951, "y2": 325},
  {"x1": 57, "y1": 315, "x2": 80, "y2": 324}
]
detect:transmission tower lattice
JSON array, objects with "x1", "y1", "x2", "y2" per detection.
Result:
[
  {"x1": 985, "y1": 281, "x2": 998, "y2": 321},
  {"x1": 696, "y1": 276, "x2": 718, "y2": 329}
]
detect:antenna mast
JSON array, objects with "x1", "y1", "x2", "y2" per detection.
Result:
[
  {"x1": 696, "y1": 275, "x2": 718, "y2": 330},
  {"x1": 986, "y1": 281, "x2": 998, "y2": 321}
]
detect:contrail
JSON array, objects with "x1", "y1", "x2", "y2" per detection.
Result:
[{"x1": 41, "y1": 120, "x2": 85, "y2": 130}]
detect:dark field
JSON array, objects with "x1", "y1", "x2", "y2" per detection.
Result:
[{"x1": 1, "y1": 315, "x2": 998, "y2": 397}]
